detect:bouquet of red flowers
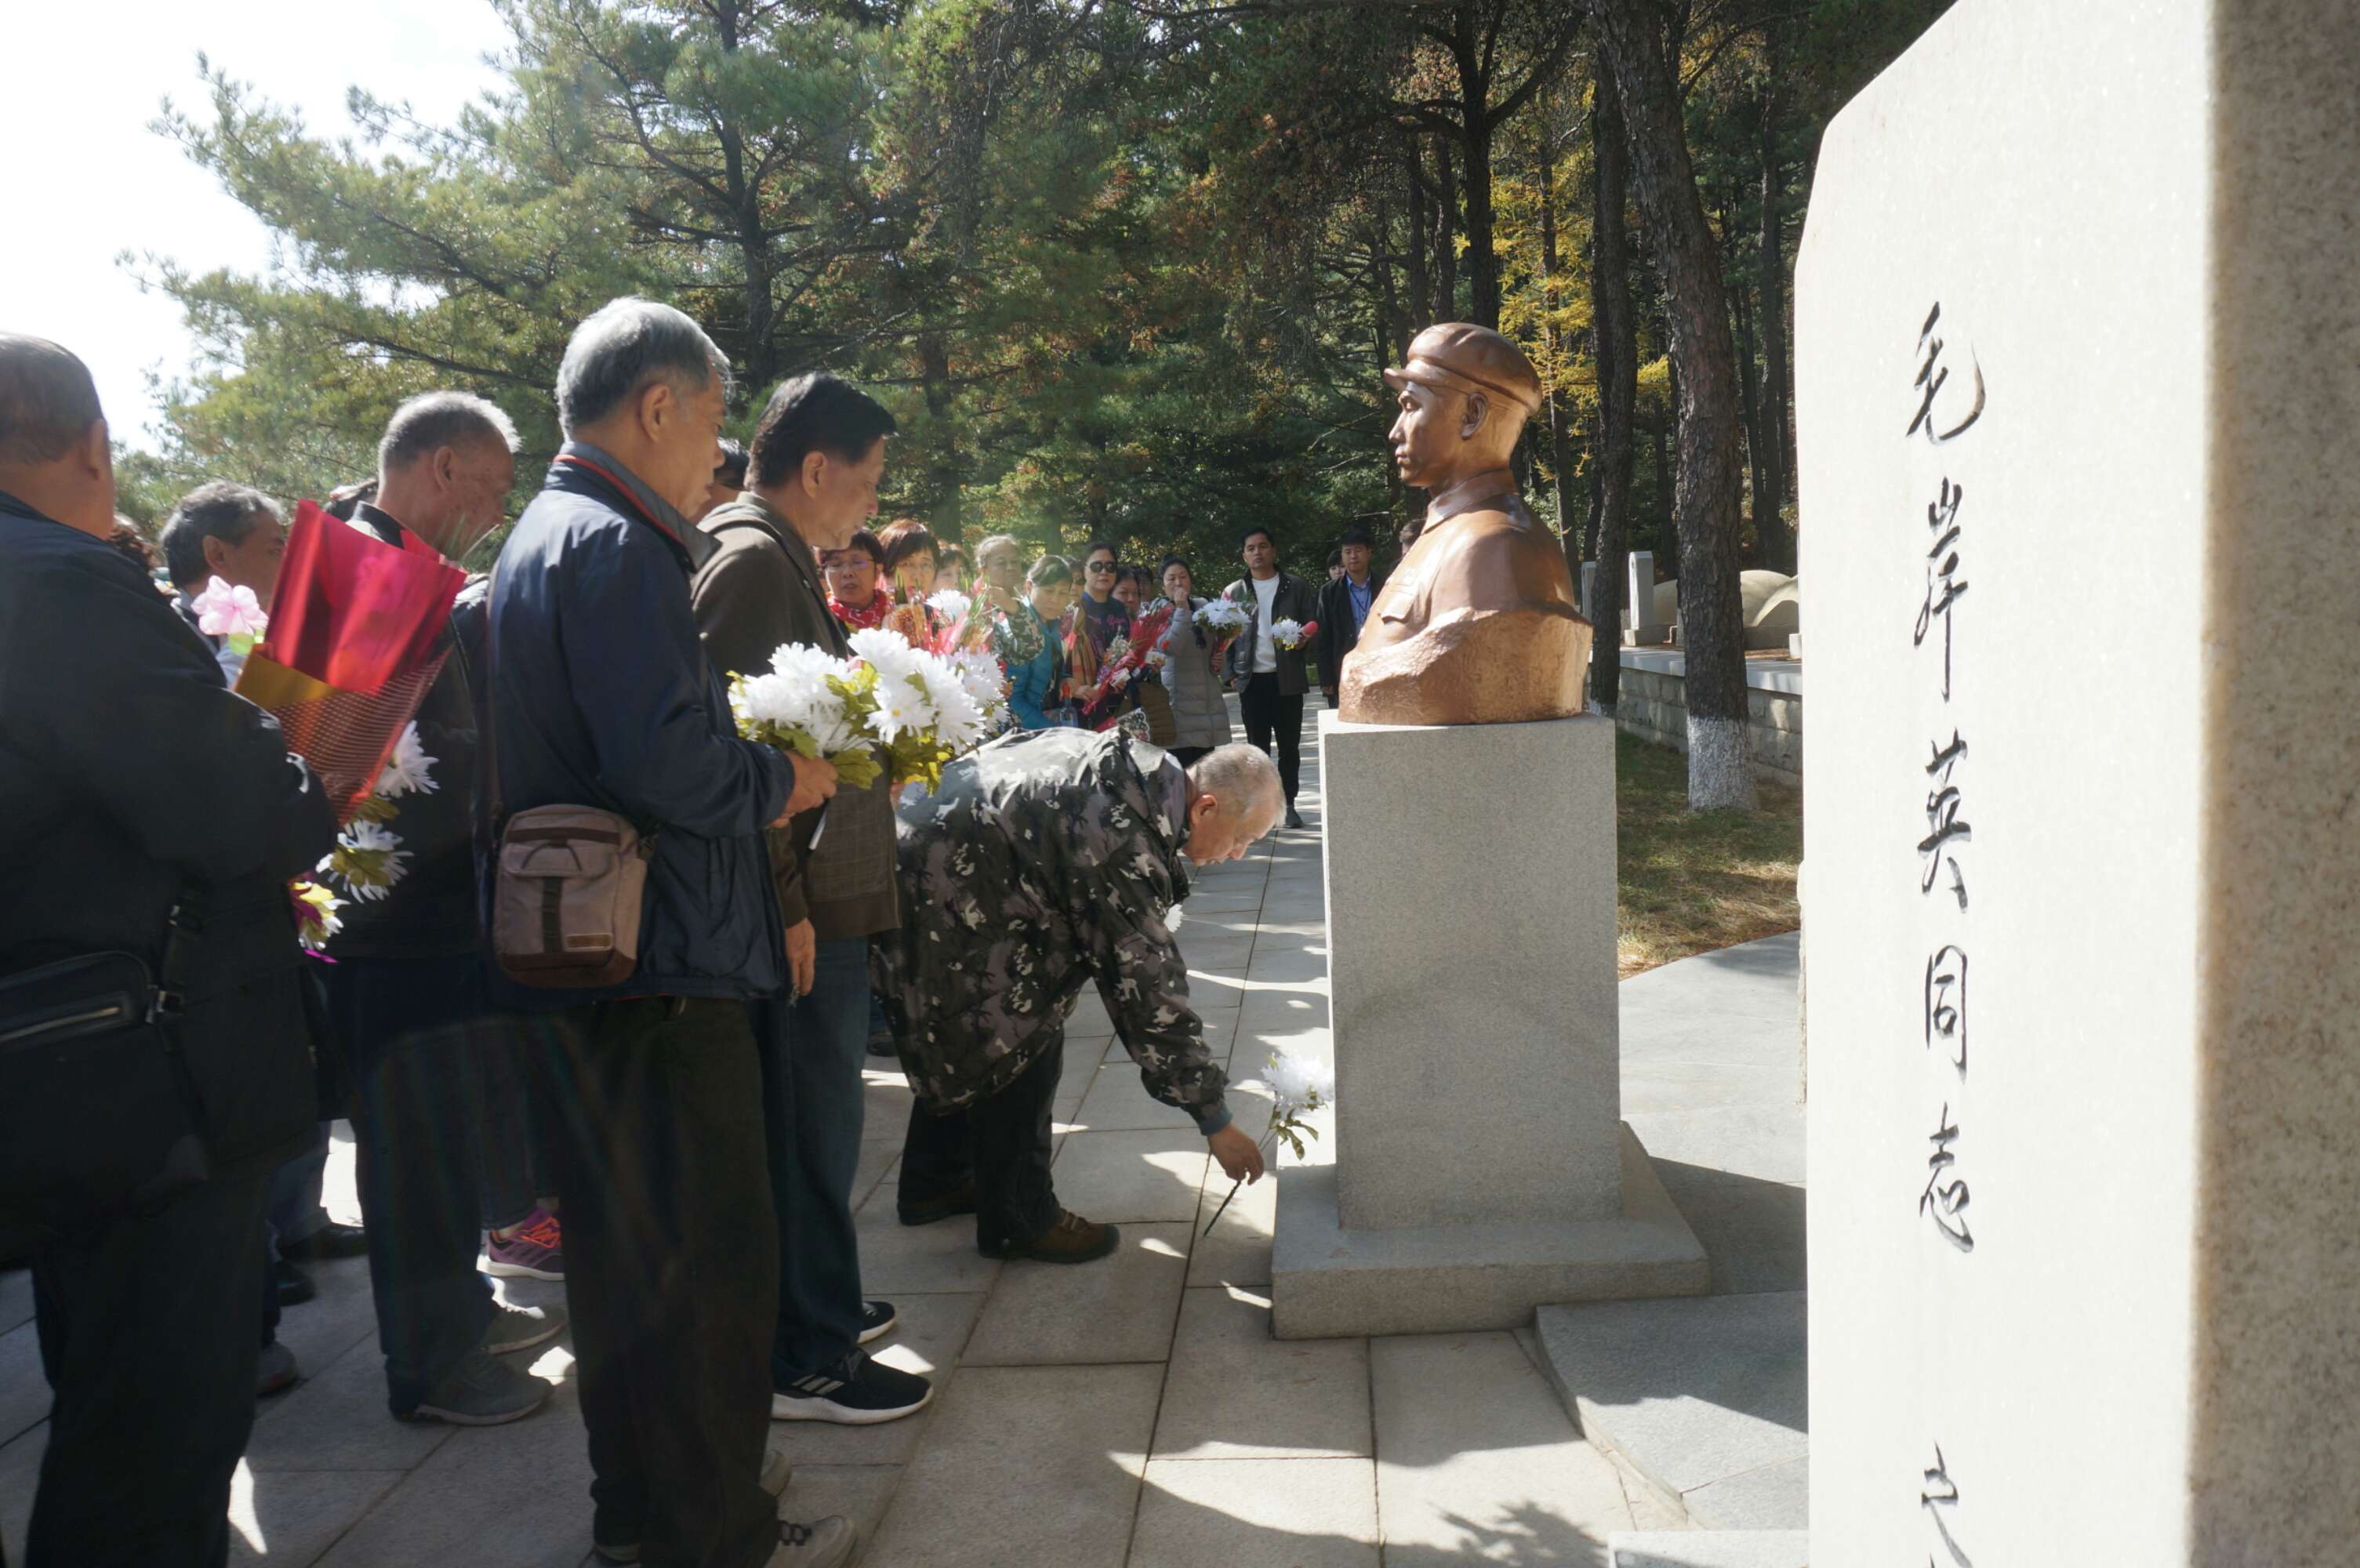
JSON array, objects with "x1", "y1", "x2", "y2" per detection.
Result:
[{"x1": 1083, "y1": 604, "x2": 1178, "y2": 741}]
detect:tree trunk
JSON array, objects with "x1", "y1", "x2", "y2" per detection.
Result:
[
  {"x1": 1432, "y1": 140, "x2": 1459, "y2": 323},
  {"x1": 1537, "y1": 117, "x2": 1579, "y2": 548},
  {"x1": 920, "y1": 332, "x2": 960, "y2": 539},
  {"x1": 1596, "y1": 0, "x2": 1755, "y2": 808},
  {"x1": 1729, "y1": 194, "x2": 1766, "y2": 560},
  {"x1": 1588, "y1": 53, "x2": 1637, "y2": 717},
  {"x1": 1753, "y1": 42, "x2": 1796, "y2": 571},
  {"x1": 1405, "y1": 139, "x2": 1432, "y2": 334}
]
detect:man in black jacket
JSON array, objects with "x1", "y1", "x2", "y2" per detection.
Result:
[
  {"x1": 0, "y1": 334, "x2": 338, "y2": 1566},
  {"x1": 691, "y1": 375, "x2": 932, "y2": 1428},
  {"x1": 320, "y1": 390, "x2": 572, "y2": 1427},
  {"x1": 1222, "y1": 524, "x2": 1321, "y2": 829},
  {"x1": 1315, "y1": 524, "x2": 1389, "y2": 710}
]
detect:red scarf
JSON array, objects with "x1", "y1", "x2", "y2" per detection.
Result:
[{"x1": 830, "y1": 589, "x2": 893, "y2": 632}]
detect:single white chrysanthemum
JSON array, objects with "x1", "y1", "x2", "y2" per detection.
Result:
[
  {"x1": 375, "y1": 723, "x2": 439, "y2": 799},
  {"x1": 926, "y1": 589, "x2": 972, "y2": 622}
]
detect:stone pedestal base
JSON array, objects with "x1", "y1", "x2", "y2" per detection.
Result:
[{"x1": 1270, "y1": 1123, "x2": 1708, "y2": 1340}]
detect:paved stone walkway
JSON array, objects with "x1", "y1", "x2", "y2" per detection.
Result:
[{"x1": 0, "y1": 731, "x2": 1790, "y2": 1567}]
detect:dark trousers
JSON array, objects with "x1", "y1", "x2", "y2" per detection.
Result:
[
  {"x1": 756, "y1": 938, "x2": 869, "y2": 1385},
  {"x1": 318, "y1": 953, "x2": 499, "y2": 1413},
  {"x1": 23, "y1": 1169, "x2": 270, "y2": 1568},
  {"x1": 1239, "y1": 673, "x2": 1303, "y2": 804},
  {"x1": 477, "y1": 1024, "x2": 554, "y2": 1234},
  {"x1": 536, "y1": 998, "x2": 779, "y2": 1568},
  {"x1": 264, "y1": 1120, "x2": 330, "y2": 1249},
  {"x1": 900, "y1": 1028, "x2": 1065, "y2": 1250}
]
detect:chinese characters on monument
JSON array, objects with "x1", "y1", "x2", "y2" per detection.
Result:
[{"x1": 1910, "y1": 302, "x2": 1985, "y2": 1565}]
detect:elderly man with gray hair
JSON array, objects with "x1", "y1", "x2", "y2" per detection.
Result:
[
  {"x1": 483, "y1": 299, "x2": 848, "y2": 1567},
  {"x1": 884, "y1": 735, "x2": 1278, "y2": 1265},
  {"x1": 303, "y1": 389, "x2": 586, "y2": 1430}
]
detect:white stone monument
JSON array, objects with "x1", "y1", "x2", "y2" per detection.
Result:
[
  {"x1": 1798, "y1": 2, "x2": 2360, "y2": 1562},
  {"x1": 1271, "y1": 712, "x2": 1708, "y2": 1338},
  {"x1": 1625, "y1": 550, "x2": 1668, "y2": 644}
]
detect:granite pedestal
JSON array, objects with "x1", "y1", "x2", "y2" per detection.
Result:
[{"x1": 1270, "y1": 711, "x2": 1707, "y2": 1339}]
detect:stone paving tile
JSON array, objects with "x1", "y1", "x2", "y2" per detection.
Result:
[
  {"x1": 961, "y1": 1223, "x2": 1191, "y2": 1367},
  {"x1": 1051, "y1": 1051, "x2": 1103, "y2": 1123},
  {"x1": 1371, "y1": 1331, "x2": 1634, "y2": 1566},
  {"x1": 0, "y1": 1421, "x2": 42, "y2": 1563},
  {"x1": 853, "y1": 1180, "x2": 1004, "y2": 1295},
  {"x1": 1151, "y1": 1287, "x2": 1370, "y2": 1461},
  {"x1": 231, "y1": 1464, "x2": 407, "y2": 1566},
  {"x1": 1073, "y1": 1062, "x2": 1229, "y2": 1134},
  {"x1": 0, "y1": 1321, "x2": 45, "y2": 1451},
  {"x1": 273, "y1": 1254, "x2": 385, "y2": 1384},
  {"x1": 1129, "y1": 1457, "x2": 1378, "y2": 1568},
  {"x1": 865, "y1": 1071, "x2": 917, "y2": 1140},
  {"x1": 314, "y1": 1377, "x2": 597, "y2": 1568},
  {"x1": 1188, "y1": 1163, "x2": 1276, "y2": 1290},
  {"x1": 782, "y1": 1464, "x2": 902, "y2": 1555},
  {"x1": 245, "y1": 1330, "x2": 457, "y2": 1474},
  {"x1": 0, "y1": 1270, "x2": 29, "y2": 1336},
  {"x1": 769, "y1": 1293, "x2": 985, "y2": 1468},
  {"x1": 858, "y1": 1363, "x2": 1161, "y2": 1568},
  {"x1": 851, "y1": 1140, "x2": 901, "y2": 1213},
  {"x1": 1051, "y1": 1129, "x2": 1211, "y2": 1224}
]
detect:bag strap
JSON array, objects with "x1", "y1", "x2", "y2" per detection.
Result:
[
  {"x1": 150, "y1": 891, "x2": 205, "y2": 1021},
  {"x1": 477, "y1": 561, "x2": 504, "y2": 834}
]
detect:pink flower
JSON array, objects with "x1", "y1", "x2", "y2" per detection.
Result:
[{"x1": 191, "y1": 576, "x2": 268, "y2": 641}]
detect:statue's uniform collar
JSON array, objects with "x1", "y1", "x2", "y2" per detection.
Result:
[{"x1": 1425, "y1": 468, "x2": 1522, "y2": 527}]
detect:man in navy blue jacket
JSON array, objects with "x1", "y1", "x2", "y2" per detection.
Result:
[{"x1": 484, "y1": 299, "x2": 847, "y2": 1568}]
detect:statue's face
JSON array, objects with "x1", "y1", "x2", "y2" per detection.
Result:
[{"x1": 1388, "y1": 382, "x2": 1461, "y2": 488}]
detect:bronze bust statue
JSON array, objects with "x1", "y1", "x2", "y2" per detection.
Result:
[{"x1": 1338, "y1": 324, "x2": 1592, "y2": 727}]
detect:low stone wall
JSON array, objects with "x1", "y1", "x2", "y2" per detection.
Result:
[{"x1": 1608, "y1": 650, "x2": 1802, "y2": 787}]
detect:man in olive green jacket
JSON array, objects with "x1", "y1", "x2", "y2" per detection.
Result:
[{"x1": 691, "y1": 372, "x2": 934, "y2": 1427}]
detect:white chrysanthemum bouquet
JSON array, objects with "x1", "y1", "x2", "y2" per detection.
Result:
[
  {"x1": 1193, "y1": 599, "x2": 1249, "y2": 638},
  {"x1": 732, "y1": 629, "x2": 998, "y2": 795},
  {"x1": 1268, "y1": 616, "x2": 1319, "y2": 652},
  {"x1": 318, "y1": 721, "x2": 438, "y2": 907}
]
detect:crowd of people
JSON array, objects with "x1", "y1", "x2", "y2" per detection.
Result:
[{"x1": 0, "y1": 300, "x2": 1397, "y2": 1568}]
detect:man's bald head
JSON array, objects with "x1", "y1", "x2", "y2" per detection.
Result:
[
  {"x1": 1182, "y1": 744, "x2": 1284, "y2": 864},
  {"x1": 0, "y1": 334, "x2": 113, "y2": 537}
]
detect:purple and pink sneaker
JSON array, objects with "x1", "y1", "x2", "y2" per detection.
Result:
[{"x1": 484, "y1": 1207, "x2": 565, "y2": 1281}]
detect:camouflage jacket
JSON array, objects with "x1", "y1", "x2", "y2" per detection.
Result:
[{"x1": 874, "y1": 728, "x2": 1233, "y2": 1134}]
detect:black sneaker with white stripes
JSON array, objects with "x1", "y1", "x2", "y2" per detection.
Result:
[
  {"x1": 858, "y1": 1300, "x2": 897, "y2": 1345},
  {"x1": 771, "y1": 1352, "x2": 934, "y2": 1425}
]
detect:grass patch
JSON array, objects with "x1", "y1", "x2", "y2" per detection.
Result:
[{"x1": 1617, "y1": 730, "x2": 1801, "y2": 978}]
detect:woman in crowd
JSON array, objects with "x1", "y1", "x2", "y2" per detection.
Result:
[
  {"x1": 1008, "y1": 554, "x2": 1079, "y2": 730},
  {"x1": 823, "y1": 528, "x2": 894, "y2": 630},
  {"x1": 1155, "y1": 555, "x2": 1234, "y2": 764},
  {"x1": 875, "y1": 517, "x2": 950, "y2": 645},
  {"x1": 933, "y1": 546, "x2": 968, "y2": 595},
  {"x1": 1111, "y1": 565, "x2": 1148, "y2": 621},
  {"x1": 975, "y1": 533, "x2": 1044, "y2": 676}
]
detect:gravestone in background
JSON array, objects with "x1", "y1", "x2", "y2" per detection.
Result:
[{"x1": 1798, "y1": 1, "x2": 2360, "y2": 1562}]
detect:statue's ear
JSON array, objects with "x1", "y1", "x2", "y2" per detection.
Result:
[{"x1": 1459, "y1": 390, "x2": 1490, "y2": 439}]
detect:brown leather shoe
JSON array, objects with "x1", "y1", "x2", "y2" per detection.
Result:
[{"x1": 982, "y1": 1210, "x2": 1120, "y2": 1265}]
